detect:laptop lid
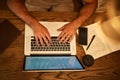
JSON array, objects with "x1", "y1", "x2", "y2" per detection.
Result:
[
  {"x1": 23, "y1": 55, "x2": 85, "y2": 72},
  {"x1": 24, "y1": 21, "x2": 76, "y2": 55}
]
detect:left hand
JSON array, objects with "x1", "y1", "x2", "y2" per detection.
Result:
[{"x1": 57, "y1": 22, "x2": 78, "y2": 43}]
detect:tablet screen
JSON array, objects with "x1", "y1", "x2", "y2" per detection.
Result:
[{"x1": 24, "y1": 56, "x2": 84, "y2": 71}]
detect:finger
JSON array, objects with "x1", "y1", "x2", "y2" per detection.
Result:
[
  {"x1": 57, "y1": 31, "x2": 65, "y2": 41},
  {"x1": 63, "y1": 35, "x2": 71, "y2": 43},
  {"x1": 58, "y1": 33, "x2": 68, "y2": 43},
  {"x1": 68, "y1": 35, "x2": 74, "y2": 43},
  {"x1": 42, "y1": 36, "x2": 50, "y2": 46},
  {"x1": 38, "y1": 36, "x2": 44, "y2": 46},
  {"x1": 57, "y1": 26, "x2": 65, "y2": 31},
  {"x1": 35, "y1": 36, "x2": 39, "y2": 46},
  {"x1": 45, "y1": 32, "x2": 52, "y2": 44}
]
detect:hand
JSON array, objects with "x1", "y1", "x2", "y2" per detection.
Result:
[
  {"x1": 57, "y1": 22, "x2": 78, "y2": 43},
  {"x1": 31, "y1": 22, "x2": 52, "y2": 46}
]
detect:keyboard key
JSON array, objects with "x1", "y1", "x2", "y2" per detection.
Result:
[{"x1": 31, "y1": 36, "x2": 70, "y2": 51}]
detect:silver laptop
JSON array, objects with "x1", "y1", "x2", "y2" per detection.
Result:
[
  {"x1": 24, "y1": 21, "x2": 76, "y2": 55},
  {"x1": 23, "y1": 21, "x2": 84, "y2": 71}
]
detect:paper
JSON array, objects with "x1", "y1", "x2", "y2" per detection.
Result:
[{"x1": 82, "y1": 22, "x2": 120, "y2": 59}]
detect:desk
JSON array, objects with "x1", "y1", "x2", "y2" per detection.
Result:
[{"x1": 0, "y1": 10, "x2": 120, "y2": 80}]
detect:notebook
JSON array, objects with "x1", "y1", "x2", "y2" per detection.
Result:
[{"x1": 23, "y1": 21, "x2": 84, "y2": 71}]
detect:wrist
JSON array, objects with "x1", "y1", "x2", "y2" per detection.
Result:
[
  {"x1": 72, "y1": 18, "x2": 83, "y2": 29},
  {"x1": 26, "y1": 18, "x2": 40, "y2": 29},
  {"x1": 28, "y1": 19, "x2": 38, "y2": 26}
]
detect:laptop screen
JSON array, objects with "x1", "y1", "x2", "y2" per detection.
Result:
[{"x1": 23, "y1": 56, "x2": 84, "y2": 71}]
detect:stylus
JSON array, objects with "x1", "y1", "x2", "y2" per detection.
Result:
[{"x1": 86, "y1": 35, "x2": 95, "y2": 50}]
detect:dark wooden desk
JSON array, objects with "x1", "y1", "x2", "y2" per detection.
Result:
[{"x1": 0, "y1": 10, "x2": 120, "y2": 80}]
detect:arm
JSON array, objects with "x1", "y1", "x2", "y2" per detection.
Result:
[
  {"x1": 7, "y1": 0, "x2": 52, "y2": 46},
  {"x1": 72, "y1": 0, "x2": 98, "y2": 28},
  {"x1": 57, "y1": 0, "x2": 98, "y2": 43},
  {"x1": 7, "y1": 0, "x2": 36, "y2": 26}
]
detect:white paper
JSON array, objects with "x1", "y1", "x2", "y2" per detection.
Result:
[{"x1": 82, "y1": 22, "x2": 120, "y2": 59}]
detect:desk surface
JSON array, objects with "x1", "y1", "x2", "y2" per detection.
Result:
[{"x1": 0, "y1": 10, "x2": 120, "y2": 80}]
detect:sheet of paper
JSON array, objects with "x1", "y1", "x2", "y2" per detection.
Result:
[{"x1": 82, "y1": 22, "x2": 112, "y2": 59}]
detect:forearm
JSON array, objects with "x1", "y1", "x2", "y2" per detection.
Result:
[
  {"x1": 7, "y1": 0, "x2": 38, "y2": 27},
  {"x1": 72, "y1": 0, "x2": 98, "y2": 29}
]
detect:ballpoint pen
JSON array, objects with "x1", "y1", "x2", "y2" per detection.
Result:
[{"x1": 86, "y1": 35, "x2": 96, "y2": 50}]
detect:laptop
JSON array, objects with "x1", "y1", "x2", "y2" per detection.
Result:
[{"x1": 23, "y1": 21, "x2": 85, "y2": 71}]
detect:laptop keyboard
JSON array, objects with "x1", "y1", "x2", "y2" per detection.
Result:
[{"x1": 31, "y1": 36, "x2": 70, "y2": 51}]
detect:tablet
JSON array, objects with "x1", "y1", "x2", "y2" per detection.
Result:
[{"x1": 23, "y1": 56, "x2": 85, "y2": 72}]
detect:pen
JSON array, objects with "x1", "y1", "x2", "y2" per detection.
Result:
[{"x1": 86, "y1": 35, "x2": 96, "y2": 50}]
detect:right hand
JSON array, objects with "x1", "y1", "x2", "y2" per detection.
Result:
[{"x1": 31, "y1": 22, "x2": 52, "y2": 46}]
